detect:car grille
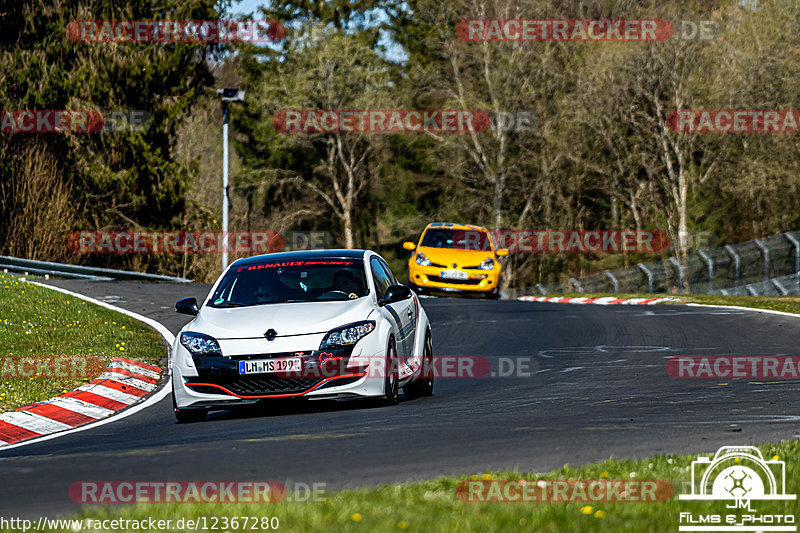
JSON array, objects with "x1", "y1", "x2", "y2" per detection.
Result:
[
  {"x1": 187, "y1": 375, "x2": 322, "y2": 396},
  {"x1": 427, "y1": 275, "x2": 482, "y2": 285}
]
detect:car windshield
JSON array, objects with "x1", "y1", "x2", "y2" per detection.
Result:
[
  {"x1": 420, "y1": 228, "x2": 492, "y2": 251},
  {"x1": 207, "y1": 259, "x2": 369, "y2": 307}
]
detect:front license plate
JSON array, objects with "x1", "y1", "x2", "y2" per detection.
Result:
[
  {"x1": 440, "y1": 269, "x2": 468, "y2": 280},
  {"x1": 238, "y1": 357, "x2": 302, "y2": 375}
]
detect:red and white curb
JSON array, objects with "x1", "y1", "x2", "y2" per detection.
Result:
[
  {"x1": 0, "y1": 281, "x2": 174, "y2": 451},
  {"x1": 517, "y1": 296, "x2": 678, "y2": 305},
  {"x1": 0, "y1": 358, "x2": 162, "y2": 446}
]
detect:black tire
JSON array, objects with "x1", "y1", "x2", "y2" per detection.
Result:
[
  {"x1": 382, "y1": 338, "x2": 400, "y2": 405},
  {"x1": 172, "y1": 391, "x2": 207, "y2": 423},
  {"x1": 484, "y1": 287, "x2": 500, "y2": 300},
  {"x1": 404, "y1": 331, "x2": 434, "y2": 399}
]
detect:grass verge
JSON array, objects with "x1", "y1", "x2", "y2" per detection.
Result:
[
  {"x1": 0, "y1": 274, "x2": 166, "y2": 412},
  {"x1": 35, "y1": 440, "x2": 797, "y2": 533}
]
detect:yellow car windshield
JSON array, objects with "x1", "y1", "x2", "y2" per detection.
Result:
[{"x1": 420, "y1": 229, "x2": 492, "y2": 251}]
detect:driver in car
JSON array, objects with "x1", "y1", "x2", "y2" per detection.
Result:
[
  {"x1": 332, "y1": 270, "x2": 361, "y2": 299},
  {"x1": 254, "y1": 281, "x2": 278, "y2": 303}
]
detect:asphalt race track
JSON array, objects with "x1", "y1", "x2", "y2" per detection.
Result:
[{"x1": 1, "y1": 279, "x2": 799, "y2": 517}]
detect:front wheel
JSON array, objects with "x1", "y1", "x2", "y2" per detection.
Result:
[
  {"x1": 404, "y1": 332, "x2": 434, "y2": 399},
  {"x1": 381, "y1": 338, "x2": 399, "y2": 405}
]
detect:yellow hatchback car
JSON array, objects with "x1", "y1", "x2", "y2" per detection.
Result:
[{"x1": 404, "y1": 222, "x2": 508, "y2": 298}]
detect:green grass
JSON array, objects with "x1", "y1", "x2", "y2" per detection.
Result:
[
  {"x1": 0, "y1": 274, "x2": 167, "y2": 412},
  {"x1": 547, "y1": 292, "x2": 800, "y2": 315},
  {"x1": 35, "y1": 440, "x2": 796, "y2": 533}
]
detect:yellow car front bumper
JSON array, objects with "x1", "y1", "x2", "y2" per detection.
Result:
[{"x1": 408, "y1": 264, "x2": 500, "y2": 293}]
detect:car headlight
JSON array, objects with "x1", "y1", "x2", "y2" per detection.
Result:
[
  {"x1": 180, "y1": 332, "x2": 222, "y2": 356},
  {"x1": 478, "y1": 257, "x2": 495, "y2": 270},
  {"x1": 416, "y1": 252, "x2": 432, "y2": 266},
  {"x1": 320, "y1": 321, "x2": 375, "y2": 349}
]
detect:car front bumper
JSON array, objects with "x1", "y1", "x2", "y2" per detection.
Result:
[
  {"x1": 172, "y1": 334, "x2": 388, "y2": 410},
  {"x1": 408, "y1": 264, "x2": 500, "y2": 293}
]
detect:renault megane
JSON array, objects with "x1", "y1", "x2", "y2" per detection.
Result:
[{"x1": 171, "y1": 249, "x2": 433, "y2": 422}]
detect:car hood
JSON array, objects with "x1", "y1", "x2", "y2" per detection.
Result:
[
  {"x1": 190, "y1": 297, "x2": 375, "y2": 339},
  {"x1": 417, "y1": 246, "x2": 494, "y2": 268}
]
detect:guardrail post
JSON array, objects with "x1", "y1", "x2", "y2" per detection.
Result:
[
  {"x1": 535, "y1": 283, "x2": 547, "y2": 295},
  {"x1": 668, "y1": 257, "x2": 685, "y2": 294},
  {"x1": 603, "y1": 270, "x2": 619, "y2": 293},
  {"x1": 754, "y1": 239, "x2": 770, "y2": 282},
  {"x1": 771, "y1": 279, "x2": 789, "y2": 296},
  {"x1": 569, "y1": 278, "x2": 583, "y2": 293},
  {"x1": 784, "y1": 232, "x2": 800, "y2": 292},
  {"x1": 637, "y1": 263, "x2": 653, "y2": 294},
  {"x1": 698, "y1": 250, "x2": 713, "y2": 293},
  {"x1": 724, "y1": 245, "x2": 740, "y2": 290}
]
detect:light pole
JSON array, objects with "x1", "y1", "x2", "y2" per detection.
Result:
[{"x1": 217, "y1": 88, "x2": 245, "y2": 271}]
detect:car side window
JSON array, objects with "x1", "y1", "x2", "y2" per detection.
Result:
[
  {"x1": 370, "y1": 257, "x2": 392, "y2": 300},
  {"x1": 378, "y1": 259, "x2": 397, "y2": 285}
]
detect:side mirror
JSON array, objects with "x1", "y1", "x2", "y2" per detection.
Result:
[
  {"x1": 176, "y1": 297, "x2": 199, "y2": 316},
  {"x1": 495, "y1": 248, "x2": 509, "y2": 257},
  {"x1": 402, "y1": 241, "x2": 416, "y2": 251},
  {"x1": 380, "y1": 284, "x2": 412, "y2": 306}
]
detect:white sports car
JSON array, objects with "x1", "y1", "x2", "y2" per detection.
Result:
[{"x1": 171, "y1": 249, "x2": 433, "y2": 422}]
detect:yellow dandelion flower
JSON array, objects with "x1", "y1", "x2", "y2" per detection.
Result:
[
  {"x1": 581, "y1": 506, "x2": 593, "y2": 515},
  {"x1": 600, "y1": 472, "x2": 609, "y2": 478},
  {"x1": 351, "y1": 513, "x2": 362, "y2": 522},
  {"x1": 594, "y1": 510, "x2": 606, "y2": 519},
  {"x1": 481, "y1": 474, "x2": 492, "y2": 480}
]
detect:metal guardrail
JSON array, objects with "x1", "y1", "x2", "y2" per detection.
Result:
[
  {"x1": 0, "y1": 256, "x2": 192, "y2": 283},
  {"x1": 509, "y1": 231, "x2": 800, "y2": 297}
]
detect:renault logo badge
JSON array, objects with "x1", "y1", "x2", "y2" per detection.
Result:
[{"x1": 264, "y1": 329, "x2": 277, "y2": 341}]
